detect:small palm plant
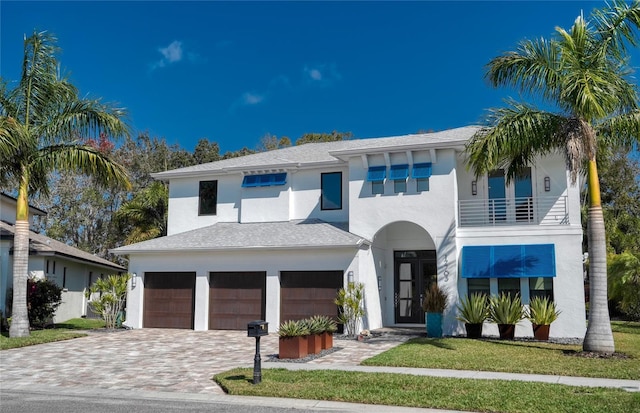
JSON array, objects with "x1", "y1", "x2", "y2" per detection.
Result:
[
  {"x1": 335, "y1": 282, "x2": 365, "y2": 337},
  {"x1": 85, "y1": 274, "x2": 130, "y2": 329},
  {"x1": 528, "y1": 296, "x2": 561, "y2": 341},
  {"x1": 489, "y1": 293, "x2": 526, "y2": 339}
]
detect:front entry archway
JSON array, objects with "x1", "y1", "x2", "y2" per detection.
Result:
[{"x1": 394, "y1": 250, "x2": 437, "y2": 324}]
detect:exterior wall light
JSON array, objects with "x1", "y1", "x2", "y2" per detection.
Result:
[
  {"x1": 131, "y1": 272, "x2": 137, "y2": 288},
  {"x1": 544, "y1": 176, "x2": 551, "y2": 192},
  {"x1": 471, "y1": 181, "x2": 477, "y2": 196},
  {"x1": 347, "y1": 270, "x2": 354, "y2": 283}
]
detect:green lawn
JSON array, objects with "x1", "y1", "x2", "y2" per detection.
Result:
[
  {"x1": 362, "y1": 321, "x2": 640, "y2": 380},
  {"x1": 0, "y1": 318, "x2": 105, "y2": 350},
  {"x1": 215, "y1": 368, "x2": 640, "y2": 413}
]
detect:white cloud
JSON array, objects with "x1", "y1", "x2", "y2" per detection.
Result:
[
  {"x1": 304, "y1": 64, "x2": 341, "y2": 85},
  {"x1": 242, "y1": 92, "x2": 264, "y2": 105},
  {"x1": 151, "y1": 40, "x2": 186, "y2": 70}
]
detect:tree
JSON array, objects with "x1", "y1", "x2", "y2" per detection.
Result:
[
  {"x1": 0, "y1": 31, "x2": 130, "y2": 337},
  {"x1": 115, "y1": 181, "x2": 168, "y2": 244},
  {"x1": 465, "y1": 2, "x2": 640, "y2": 353},
  {"x1": 192, "y1": 138, "x2": 221, "y2": 164},
  {"x1": 257, "y1": 133, "x2": 291, "y2": 151},
  {"x1": 295, "y1": 131, "x2": 352, "y2": 145}
]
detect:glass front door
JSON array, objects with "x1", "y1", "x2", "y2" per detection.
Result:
[{"x1": 394, "y1": 251, "x2": 437, "y2": 324}]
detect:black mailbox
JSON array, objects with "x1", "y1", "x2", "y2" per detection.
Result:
[{"x1": 247, "y1": 320, "x2": 268, "y2": 337}]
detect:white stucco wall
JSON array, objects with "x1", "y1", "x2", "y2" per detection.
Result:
[
  {"x1": 289, "y1": 168, "x2": 349, "y2": 222},
  {"x1": 125, "y1": 248, "x2": 361, "y2": 331},
  {"x1": 240, "y1": 185, "x2": 290, "y2": 223}
]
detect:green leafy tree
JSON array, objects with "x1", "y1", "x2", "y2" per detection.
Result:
[
  {"x1": 192, "y1": 138, "x2": 221, "y2": 164},
  {"x1": 608, "y1": 251, "x2": 640, "y2": 320},
  {"x1": 0, "y1": 31, "x2": 130, "y2": 337},
  {"x1": 466, "y1": 2, "x2": 640, "y2": 353},
  {"x1": 85, "y1": 274, "x2": 130, "y2": 329},
  {"x1": 115, "y1": 181, "x2": 168, "y2": 244},
  {"x1": 257, "y1": 133, "x2": 291, "y2": 151},
  {"x1": 295, "y1": 131, "x2": 352, "y2": 145}
]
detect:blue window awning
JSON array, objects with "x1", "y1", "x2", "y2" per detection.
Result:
[
  {"x1": 242, "y1": 173, "x2": 287, "y2": 187},
  {"x1": 461, "y1": 244, "x2": 556, "y2": 278},
  {"x1": 389, "y1": 164, "x2": 409, "y2": 181},
  {"x1": 412, "y1": 162, "x2": 432, "y2": 179},
  {"x1": 367, "y1": 166, "x2": 386, "y2": 182}
]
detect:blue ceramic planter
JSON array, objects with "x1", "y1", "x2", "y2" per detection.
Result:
[{"x1": 425, "y1": 312, "x2": 443, "y2": 337}]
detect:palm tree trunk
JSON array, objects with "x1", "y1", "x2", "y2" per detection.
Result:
[
  {"x1": 583, "y1": 159, "x2": 614, "y2": 353},
  {"x1": 9, "y1": 181, "x2": 31, "y2": 337}
]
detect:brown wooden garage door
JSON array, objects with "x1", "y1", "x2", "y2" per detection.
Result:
[
  {"x1": 143, "y1": 272, "x2": 195, "y2": 329},
  {"x1": 280, "y1": 271, "x2": 343, "y2": 322},
  {"x1": 209, "y1": 272, "x2": 266, "y2": 330}
]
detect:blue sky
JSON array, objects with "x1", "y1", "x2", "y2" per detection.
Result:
[{"x1": 1, "y1": 1, "x2": 636, "y2": 153}]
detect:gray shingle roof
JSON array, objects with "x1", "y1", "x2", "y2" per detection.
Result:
[
  {"x1": 111, "y1": 219, "x2": 369, "y2": 254},
  {"x1": 152, "y1": 126, "x2": 481, "y2": 179},
  {"x1": 0, "y1": 221, "x2": 125, "y2": 271}
]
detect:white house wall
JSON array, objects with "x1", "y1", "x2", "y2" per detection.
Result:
[
  {"x1": 126, "y1": 248, "x2": 361, "y2": 331},
  {"x1": 240, "y1": 185, "x2": 290, "y2": 223},
  {"x1": 289, "y1": 168, "x2": 349, "y2": 222}
]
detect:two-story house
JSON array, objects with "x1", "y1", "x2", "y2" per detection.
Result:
[{"x1": 113, "y1": 126, "x2": 586, "y2": 339}]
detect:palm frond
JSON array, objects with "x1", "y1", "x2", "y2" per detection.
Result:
[
  {"x1": 466, "y1": 102, "x2": 566, "y2": 182},
  {"x1": 592, "y1": 0, "x2": 640, "y2": 58},
  {"x1": 486, "y1": 37, "x2": 561, "y2": 103},
  {"x1": 34, "y1": 144, "x2": 131, "y2": 190},
  {"x1": 596, "y1": 109, "x2": 640, "y2": 147}
]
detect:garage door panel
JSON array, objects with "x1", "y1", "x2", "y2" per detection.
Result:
[
  {"x1": 280, "y1": 271, "x2": 343, "y2": 323},
  {"x1": 209, "y1": 272, "x2": 266, "y2": 330},
  {"x1": 143, "y1": 272, "x2": 195, "y2": 329}
]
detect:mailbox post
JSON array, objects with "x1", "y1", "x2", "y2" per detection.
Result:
[{"x1": 247, "y1": 320, "x2": 268, "y2": 384}]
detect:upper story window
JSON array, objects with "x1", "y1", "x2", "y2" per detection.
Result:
[
  {"x1": 412, "y1": 162, "x2": 432, "y2": 192},
  {"x1": 367, "y1": 166, "x2": 386, "y2": 195},
  {"x1": 321, "y1": 172, "x2": 342, "y2": 210},
  {"x1": 199, "y1": 180, "x2": 218, "y2": 216},
  {"x1": 390, "y1": 164, "x2": 408, "y2": 194},
  {"x1": 242, "y1": 173, "x2": 287, "y2": 188}
]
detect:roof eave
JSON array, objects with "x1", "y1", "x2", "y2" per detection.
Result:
[
  {"x1": 329, "y1": 140, "x2": 469, "y2": 159},
  {"x1": 111, "y1": 242, "x2": 368, "y2": 255}
]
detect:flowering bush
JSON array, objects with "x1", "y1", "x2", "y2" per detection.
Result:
[{"x1": 6, "y1": 278, "x2": 63, "y2": 329}]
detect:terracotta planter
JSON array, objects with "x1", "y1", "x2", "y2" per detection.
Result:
[
  {"x1": 279, "y1": 336, "x2": 309, "y2": 359},
  {"x1": 498, "y1": 324, "x2": 515, "y2": 340},
  {"x1": 532, "y1": 324, "x2": 550, "y2": 341},
  {"x1": 321, "y1": 332, "x2": 333, "y2": 350},
  {"x1": 307, "y1": 334, "x2": 322, "y2": 354},
  {"x1": 465, "y1": 323, "x2": 483, "y2": 339},
  {"x1": 425, "y1": 312, "x2": 443, "y2": 337}
]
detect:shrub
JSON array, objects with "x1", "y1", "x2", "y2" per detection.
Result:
[
  {"x1": 310, "y1": 315, "x2": 337, "y2": 333},
  {"x1": 422, "y1": 284, "x2": 448, "y2": 313},
  {"x1": 608, "y1": 251, "x2": 640, "y2": 320},
  {"x1": 528, "y1": 296, "x2": 561, "y2": 325},
  {"x1": 6, "y1": 278, "x2": 63, "y2": 329},
  {"x1": 85, "y1": 274, "x2": 130, "y2": 329},
  {"x1": 335, "y1": 282, "x2": 365, "y2": 337},
  {"x1": 489, "y1": 293, "x2": 526, "y2": 325},
  {"x1": 278, "y1": 320, "x2": 310, "y2": 337},
  {"x1": 457, "y1": 293, "x2": 489, "y2": 324}
]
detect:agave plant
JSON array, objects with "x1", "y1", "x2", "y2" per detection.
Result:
[
  {"x1": 309, "y1": 315, "x2": 337, "y2": 333},
  {"x1": 278, "y1": 320, "x2": 310, "y2": 338},
  {"x1": 489, "y1": 293, "x2": 526, "y2": 325},
  {"x1": 528, "y1": 296, "x2": 561, "y2": 326},
  {"x1": 302, "y1": 317, "x2": 324, "y2": 335},
  {"x1": 456, "y1": 293, "x2": 489, "y2": 324}
]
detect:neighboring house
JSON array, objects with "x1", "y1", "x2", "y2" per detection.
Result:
[
  {"x1": 113, "y1": 126, "x2": 586, "y2": 339},
  {"x1": 1, "y1": 193, "x2": 125, "y2": 323}
]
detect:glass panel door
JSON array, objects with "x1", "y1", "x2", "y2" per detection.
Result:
[
  {"x1": 488, "y1": 169, "x2": 506, "y2": 222},
  {"x1": 394, "y1": 251, "x2": 437, "y2": 324},
  {"x1": 514, "y1": 167, "x2": 533, "y2": 222}
]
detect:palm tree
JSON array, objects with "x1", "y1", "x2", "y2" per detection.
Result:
[
  {"x1": 466, "y1": 1, "x2": 640, "y2": 353},
  {"x1": 0, "y1": 31, "x2": 130, "y2": 338},
  {"x1": 115, "y1": 181, "x2": 168, "y2": 244}
]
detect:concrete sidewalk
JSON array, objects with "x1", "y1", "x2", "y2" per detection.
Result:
[{"x1": 263, "y1": 362, "x2": 640, "y2": 392}]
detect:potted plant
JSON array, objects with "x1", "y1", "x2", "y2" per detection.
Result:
[
  {"x1": 311, "y1": 315, "x2": 337, "y2": 350},
  {"x1": 488, "y1": 293, "x2": 526, "y2": 340},
  {"x1": 456, "y1": 293, "x2": 489, "y2": 338},
  {"x1": 422, "y1": 284, "x2": 448, "y2": 337},
  {"x1": 303, "y1": 317, "x2": 324, "y2": 355},
  {"x1": 528, "y1": 296, "x2": 561, "y2": 341},
  {"x1": 278, "y1": 320, "x2": 310, "y2": 359}
]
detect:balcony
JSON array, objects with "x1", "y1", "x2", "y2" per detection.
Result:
[{"x1": 458, "y1": 196, "x2": 569, "y2": 227}]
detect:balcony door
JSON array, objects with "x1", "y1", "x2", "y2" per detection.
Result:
[{"x1": 488, "y1": 168, "x2": 532, "y2": 223}]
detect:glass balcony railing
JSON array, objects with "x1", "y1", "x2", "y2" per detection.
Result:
[{"x1": 458, "y1": 196, "x2": 569, "y2": 227}]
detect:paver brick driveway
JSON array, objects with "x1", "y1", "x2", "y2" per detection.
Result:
[{"x1": 1, "y1": 329, "x2": 407, "y2": 394}]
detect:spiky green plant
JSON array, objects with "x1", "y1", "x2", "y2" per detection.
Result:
[
  {"x1": 528, "y1": 296, "x2": 562, "y2": 325},
  {"x1": 85, "y1": 274, "x2": 130, "y2": 329},
  {"x1": 457, "y1": 293, "x2": 490, "y2": 324},
  {"x1": 278, "y1": 320, "x2": 310, "y2": 338},
  {"x1": 489, "y1": 293, "x2": 526, "y2": 325},
  {"x1": 302, "y1": 317, "x2": 324, "y2": 335},
  {"x1": 309, "y1": 315, "x2": 337, "y2": 333},
  {"x1": 335, "y1": 282, "x2": 365, "y2": 337}
]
